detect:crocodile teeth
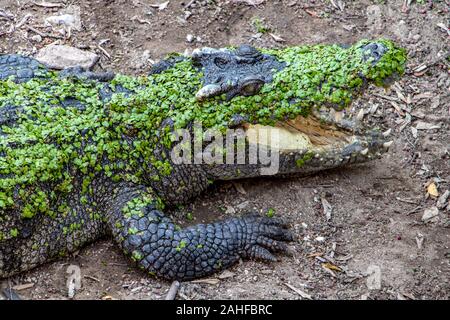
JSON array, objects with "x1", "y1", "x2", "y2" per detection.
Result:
[
  {"x1": 360, "y1": 148, "x2": 369, "y2": 155},
  {"x1": 383, "y1": 141, "x2": 394, "y2": 149},
  {"x1": 382, "y1": 128, "x2": 392, "y2": 137},
  {"x1": 195, "y1": 84, "x2": 221, "y2": 101}
]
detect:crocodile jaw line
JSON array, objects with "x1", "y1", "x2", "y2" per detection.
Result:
[{"x1": 243, "y1": 112, "x2": 392, "y2": 171}]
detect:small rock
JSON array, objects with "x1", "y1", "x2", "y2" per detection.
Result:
[
  {"x1": 35, "y1": 45, "x2": 99, "y2": 70},
  {"x1": 411, "y1": 126, "x2": 418, "y2": 138},
  {"x1": 421, "y1": 206, "x2": 439, "y2": 222},
  {"x1": 30, "y1": 34, "x2": 42, "y2": 43},
  {"x1": 236, "y1": 201, "x2": 249, "y2": 210},
  {"x1": 437, "y1": 190, "x2": 450, "y2": 210},
  {"x1": 225, "y1": 206, "x2": 235, "y2": 214},
  {"x1": 186, "y1": 34, "x2": 195, "y2": 43},
  {"x1": 411, "y1": 34, "x2": 421, "y2": 42},
  {"x1": 315, "y1": 236, "x2": 325, "y2": 242}
]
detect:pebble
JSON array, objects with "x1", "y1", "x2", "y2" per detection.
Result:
[
  {"x1": 186, "y1": 34, "x2": 195, "y2": 43},
  {"x1": 422, "y1": 206, "x2": 439, "y2": 222},
  {"x1": 31, "y1": 34, "x2": 42, "y2": 43},
  {"x1": 236, "y1": 201, "x2": 249, "y2": 210},
  {"x1": 225, "y1": 206, "x2": 236, "y2": 214},
  {"x1": 437, "y1": 190, "x2": 450, "y2": 210}
]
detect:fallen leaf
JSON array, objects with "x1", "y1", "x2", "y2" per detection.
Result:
[
  {"x1": 218, "y1": 270, "x2": 235, "y2": 279},
  {"x1": 307, "y1": 252, "x2": 324, "y2": 258},
  {"x1": 321, "y1": 198, "x2": 332, "y2": 221},
  {"x1": 269, "y1": 33, "x2": 285, "y2": 42},
  {"x1": 412, "y1": 92, "x2": 433, "y2": 102},
  {"x1": 304, "y1": 9, "x2": 320, "y2": 17},
  {"x1": 232, "y1": 182, "x2": 246, "y2": 195},
  {"x1": 322, "y1": 262, "x2": 342, "y2": 272},
  {"x1": 150, "y1": 1, "x2": 169, "y2": 10},
  {"x1": 389, "y1": 101, "x2": 405, "y2": 116},
  {"x1": 427, "y1": 182, "x2": 439, "y2": 198}
]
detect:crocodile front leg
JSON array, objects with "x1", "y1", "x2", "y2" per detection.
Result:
[{"x1": 107, "y1": 186, "x2": 293, "y2": 280}]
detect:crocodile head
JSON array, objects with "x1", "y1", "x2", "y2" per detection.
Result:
[{"x1": 186, "y1": 40, "x2": 407, "y2": 176}]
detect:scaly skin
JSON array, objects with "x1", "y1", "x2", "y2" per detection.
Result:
[{"x1": 0, "y1": 40, "x2": 406, "y2": 280}]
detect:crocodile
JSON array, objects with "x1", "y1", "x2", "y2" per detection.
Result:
[{"x1": 0, "y1": 40, "x2": 406, "y2": 281}]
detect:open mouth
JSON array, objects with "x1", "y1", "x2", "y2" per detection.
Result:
[{"x1": 242, "y1": 107, "x2": 393, "y2": 171}]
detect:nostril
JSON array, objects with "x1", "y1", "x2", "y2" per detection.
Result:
[{"x1": 361, "y1": 42, "x2": 387, "y2": 64}]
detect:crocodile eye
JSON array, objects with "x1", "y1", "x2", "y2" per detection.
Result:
[
  {"x1": 214, "y1": 57, "x2": 230, "y2": 69},
  {"x1": 240, "y1": 79, "x2": 264, "y2": 96}
]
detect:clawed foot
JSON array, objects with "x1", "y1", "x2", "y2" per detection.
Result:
[{"x1": 241, "y1": 213, "x2": 294, "y2": 262}]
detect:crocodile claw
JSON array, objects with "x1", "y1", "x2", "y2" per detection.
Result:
[{"x1": 241, "y1": 213, "x2": 293, "y2": 262}]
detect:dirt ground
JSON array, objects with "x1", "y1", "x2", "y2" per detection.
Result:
[{"x1": 0, "y1": 0, "x2": 449, "y2": 300}]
